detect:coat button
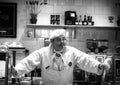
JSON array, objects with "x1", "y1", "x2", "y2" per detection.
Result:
[{"x1": 68, "y1": 62, "x2": 72, "y2": 67}]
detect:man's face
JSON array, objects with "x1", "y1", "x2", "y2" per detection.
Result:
[{"x1": 52, "y1": 35, "x2": 66, "y2": 50}]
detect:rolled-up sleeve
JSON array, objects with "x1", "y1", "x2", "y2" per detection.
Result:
[
  {"x1": 15, "y1": 50, "x2": 42, "y2": 76},
  {"x1": 74, "y1": 48, "x2": 101, "y2": 75}
]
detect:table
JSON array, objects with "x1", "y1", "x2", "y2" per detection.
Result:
[{"x1": 9, "y1": 47, "x2": 29, "y2": 66}]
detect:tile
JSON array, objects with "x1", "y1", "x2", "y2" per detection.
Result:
[
  {"x1": 74, "y1": 0, "x2": 83, "y2": 6},
  {"x1": 76, "y1": 6, "x2": 87, "y2": 15},
  {"x1": 40, "y1": 5, "x2": 54, "y2": 14},
  {"x1": 68, "y1": 40, "x2": 86, "y2": 52},
  {"x1": 67, "y1": 0, "x2": 75, "y2": 6},
  {"x1": 60, "y1": 13, "x2": 65, "y2": 25},
  {"x1": 92, "y1": 0, "x2": 109, "y2": 7},
  {"x1": 61, "y1": 6, "x2": 72, "y2": 12},
  {"x1": 69, "y1": 6, "x2": 79, "y2": 12},
  {"x1": 82, "y1": 0, "x2": 93, "y2": 7},
  {"x1": 22, "y1": 38, "x2": 44, "y2": 53},
  {"x1": 37, "y1": 13, "x2": 50, "y2": 25},
  {"x1": 94, "y1": 7, "x2": 101, "y2": 15},
  {"x1": 95, "y1": 29, "x2": 115, "y2": 41},
  {"x1": 86, "y1": 7, "x2": 95, "y2": 14},
  {"x1": 108, "y1": 42, "x2": 117, "y2": 53},
  {"x1": 57, "y1": 0, "x2": 66, "y2": 6},
  {"x1": 109, "y1": 0, "x2": 117, "y2": 8},
  {"x1": 93, "y1": 15, "x2": 117, "y2": 26},
  {"x1": 53, "y1": 6, "x2": 64, "y2": 14},
  {"x1": 49, "y1": 0, "x2": 57, "y2": 5}
]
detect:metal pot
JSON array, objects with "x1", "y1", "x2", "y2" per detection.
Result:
[
  {"x1": 86, "y1": 39, "x2": 98, "y2": 52},
  {"x1": 97, "y1": 40, "x2": 108, "y2": 53}
]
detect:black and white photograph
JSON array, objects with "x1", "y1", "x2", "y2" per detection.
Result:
[{"x1": 0, "y1": 0, "x2": 120, "y2": 85}]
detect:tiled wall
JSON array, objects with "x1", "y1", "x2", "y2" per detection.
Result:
[
  {"x1": 36, "y1": 0, "x2": 120, "y2": 26},
  {"x1": 33, "y1": 0, "x2": 120, "y2": 53},
  {"x1": 0, "y1": 0, "x2": 120, "y2": 78},
  {"x1": 0, "y1": 0, "x2": 120, "y2": 53}
]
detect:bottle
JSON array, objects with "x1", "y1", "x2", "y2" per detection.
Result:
[
  {"x1": 87, "y1": 16, "x2": 92, "y2": 25},
  {"x1": 88, "y1": 16, "x2": 94, "y2": 25},
  {"x1": 82, "y1": 15, "x2": 88, "y2": 25},
  {"x1": 75, "y1": 15, "x2": 79, "y2": 25},
  {"x1": 78, "y1": 15, "x2": 82, "y2": 25},
  {"x1": 91, "y1": 16, "x2": 95, "y2": 25}
]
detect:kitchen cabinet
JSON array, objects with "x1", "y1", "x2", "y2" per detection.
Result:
[
  {"x1": 73, "y1": 65, "x2": 89, "y2": 85},
  {"x1": 26, "y1": 24, "x2": 120, "y2": 40},
  {"x1": 0, "y1": 52, "x2": 10, "y2": 85},
  {"x1": 0, "y1": 48, "x2": 29, "y2": 85},
  {"x1": 113, "y1": 54, "x2": 120, "y2": 85}
]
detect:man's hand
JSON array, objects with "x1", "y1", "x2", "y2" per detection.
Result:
[
  {"x1": 98, "y1": 57, "x2": 112, "y2": 75},
  {"x1": 9, "y1": 65, "x2": 18, "y2": 78},
  {"x1": 103, "y1": 57, "x2": 112, "y2": 71}
]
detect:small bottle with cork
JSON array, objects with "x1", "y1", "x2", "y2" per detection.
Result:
[{"x1": 82, "y1": 15, "x2": 88, "y2": 25}]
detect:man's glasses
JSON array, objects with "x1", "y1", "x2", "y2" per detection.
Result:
[{"x1": 53, "y1": 36, "x2": 67, "y2": 42}]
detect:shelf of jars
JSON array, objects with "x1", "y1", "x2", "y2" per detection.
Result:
[{"x1": 26, "y1": 24, "x2": 120, "y2": 29}]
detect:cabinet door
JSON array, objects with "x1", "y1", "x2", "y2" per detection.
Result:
[{"x1": 0, "y1": 53, "x2": 6, "y2": 78}]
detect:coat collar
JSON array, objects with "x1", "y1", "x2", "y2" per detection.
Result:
[{"x1": 48, "y1": 43, "x2": 67, "y2": 57}]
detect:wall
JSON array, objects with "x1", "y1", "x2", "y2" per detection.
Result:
[
  {"x1": 37, "y1": 0, "x2": 120, "y2": 26},
  {"x1": 0, "y1": 0, "x2": 120, "y2": 54},
  {"x1": 0, "y1": 0, "x2": 120, "y2": 77}
]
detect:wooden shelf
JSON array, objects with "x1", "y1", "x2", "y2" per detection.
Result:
[
  {"x1": 26, "y1": 24, "x2": 120, "y2": 40},
  {"x1": 27, "y1": 24, "x2": 120, "y2": 29}
]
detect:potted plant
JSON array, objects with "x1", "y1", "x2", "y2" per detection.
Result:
[
  {"x1": 26, "y1": 0, "x2": 47, "y2": 24},
  {"x1": 30, "y1": 13, "x2": 38, "y2": 24}
]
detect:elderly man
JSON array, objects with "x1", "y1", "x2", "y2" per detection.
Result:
[{"x1": 10, "y1": 29, "x2": 111, "y2": 85}]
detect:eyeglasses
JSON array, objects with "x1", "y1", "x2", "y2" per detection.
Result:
[{"x1": 53, "y1": 36, "x2": 67, "y2": 42}]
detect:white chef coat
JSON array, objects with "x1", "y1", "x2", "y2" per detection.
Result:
[{"x1": 15, "y1": 44, "x2": 101, "y2": 85}]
